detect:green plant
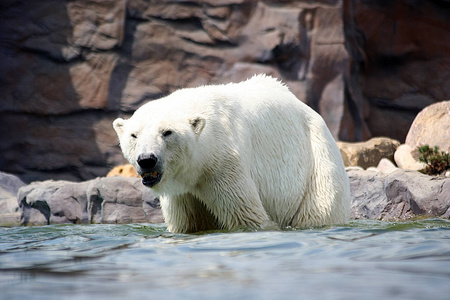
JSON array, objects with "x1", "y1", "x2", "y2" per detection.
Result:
[{"x1": 418, "y1": 145, "x2": 450, "y2": 175}]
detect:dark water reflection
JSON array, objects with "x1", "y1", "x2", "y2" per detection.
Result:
[{"x1": 1, "y1": 219, "x2": 449, "y2": 300}]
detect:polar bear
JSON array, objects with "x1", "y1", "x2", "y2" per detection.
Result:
[{"x1": 113, "y1": 75, "x2": 350, "y2": 233}]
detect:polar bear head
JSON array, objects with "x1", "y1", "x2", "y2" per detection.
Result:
[{"x1": 113, "y1": 101, "x2": 206, "y2": 194}]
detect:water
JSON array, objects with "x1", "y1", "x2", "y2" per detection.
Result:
[{"x1": 1, "y1": 219, "x2": 449, "y2": 300}]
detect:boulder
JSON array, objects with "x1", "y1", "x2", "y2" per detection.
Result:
[
  {"x1": 18, "y1": 180, "x2": 91, "y2": 226},
  {"x1": 405, "y1": 100, "x2": 450, "y2": 153},
  {"x1": 393, "y1": 100, "x2": 450, "y2": 172},
  {"x1": 87, "y1": 177, "x2": 163, "y2": 224},
  {"x1": 348, "y1": 168, "x2": 450, "y2": 221},
  {"x1": 0, "y1": 172, "x2": 25, "y2": 225},
  {"x1": 17, "y1": 177, "x2": 163, "y2": 226},
  {"x1": 394, "y1": 144, "x2": 426, "y2": 171},
  {"x1": 337, "y1": 137, "x2": 400, "y2": 169}
]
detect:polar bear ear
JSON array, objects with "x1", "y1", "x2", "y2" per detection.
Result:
[
  {"x1": 113, "y1": 118, "x2": 126, "y2": 136},
  {"x1": 189, "y1": 117, "x2": 206, "y2": 136}
]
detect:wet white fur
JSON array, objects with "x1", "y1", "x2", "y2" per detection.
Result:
[{"x1": 113, "y1": 75, "x2": 350, "y2": 233}]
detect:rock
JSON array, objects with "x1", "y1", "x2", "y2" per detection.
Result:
[
  {"x1": 87, "y1": 177, "x2": 163, "y2": 224},
  {"x1": 376, "y1": 158, "x2": 398, "y2": 174},
  {"x1": 394, "y1": 101, "x2": 450, "y2": 172},
  {"x1": 394, "y1": 144, "x2": 426, "y2": 171},
  {"x1": 143, "y1": 192, "x2": 164, "y2": 223},
  {"x1": 18, "y1": 180, "x2": 90, "y2": 226},
  {"x1": 337, "y1": 137, "x2": 400, "y2": 169},
  {"x1": 0, "y1": 172, "x2": 26, "y2": 225},
  {"x1": 17, "y1": 177, "x2": 163, "y2": 225},
  {"x1": 6, "y1": 167, "x2": 450, "y2": 226},
  {"x1": 349, "y1": 168, "x2": 450, "y2": 221},
  {"x1": 107, "y1": 164, "x2": 139, "y2": 178},
  {"x1": 405, "y1": 100, "x2": 450, "y2": 153}
]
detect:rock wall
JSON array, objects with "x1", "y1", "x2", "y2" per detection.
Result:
[
  {"x1": 344, "y1": 0, "x2": 450, "y2": 140},
  {"x1": 1, "y1": 0, "x2": 449, "y2": 182}
]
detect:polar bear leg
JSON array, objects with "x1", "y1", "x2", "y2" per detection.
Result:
[
  {"x1": 201, "y1": 173, "x2": 274, "y2": 231},
  {"x1": 160, "y1": 193, "x2": 219, "y2": 233}
]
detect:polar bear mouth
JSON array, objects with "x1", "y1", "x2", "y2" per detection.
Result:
[{"x1": 141, "y1": 171, "x2": 163, "y2": 187}]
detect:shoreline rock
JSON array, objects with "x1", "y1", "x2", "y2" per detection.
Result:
[
  {"x1": 1, "y1": 168, "x2": 449, "y2": 227},
  {"x1": 0, "y1": 172, "x2": 25, "y2": 226},
  {"x1": 348, "y1": 167, "x2": 450, "y2": 221},
  {"x1": 13, "y1": 176, "x2": 163, "y2": 226}
]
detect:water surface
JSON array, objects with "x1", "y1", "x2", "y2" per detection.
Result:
[{"x1": 1, "y1": 219, "x2": 449, "y2": 300}]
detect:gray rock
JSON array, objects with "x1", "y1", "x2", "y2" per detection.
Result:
[
  {"x1": 88, "y1": 177, "x2": 163, "y2": 224},
  {"x1": 17, "y1": 177, "x2": 163, "y2": 225},
  {"x1": 349, "y1": 168, "x2": 450, "y2": 221},
  {"x1": 6, "y1": 168, "x2": 449, "y2": 226},
  {"x1": 18, "y1": 180, "x2": 90, "y2": 225},
  {"x1": 0, "y1": 172, "x2": 26, "y2": 225}
]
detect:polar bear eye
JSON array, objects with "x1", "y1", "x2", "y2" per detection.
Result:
[
  {"x1": 162, "y1": 130, "x2": 173, "y2": 138},
  {"x1": 131, "y1": 133, "x2": 137, "y2": 139}
]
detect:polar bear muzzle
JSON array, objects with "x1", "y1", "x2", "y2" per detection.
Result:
[
  {"x1": 141, "y1": 171, "x2": 163, "y2": 187},
  {"x1": 137, "y1": 153, "x2": 163, "y2": 187}
]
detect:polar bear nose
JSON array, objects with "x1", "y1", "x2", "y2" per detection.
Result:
[{"x1": 137, "y1": 153, "x2": 158, "y2": 169}]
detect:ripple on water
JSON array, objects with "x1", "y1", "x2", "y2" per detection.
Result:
[{"x1": 0, "y1": 219, "x2": 449, "y2": 300}]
